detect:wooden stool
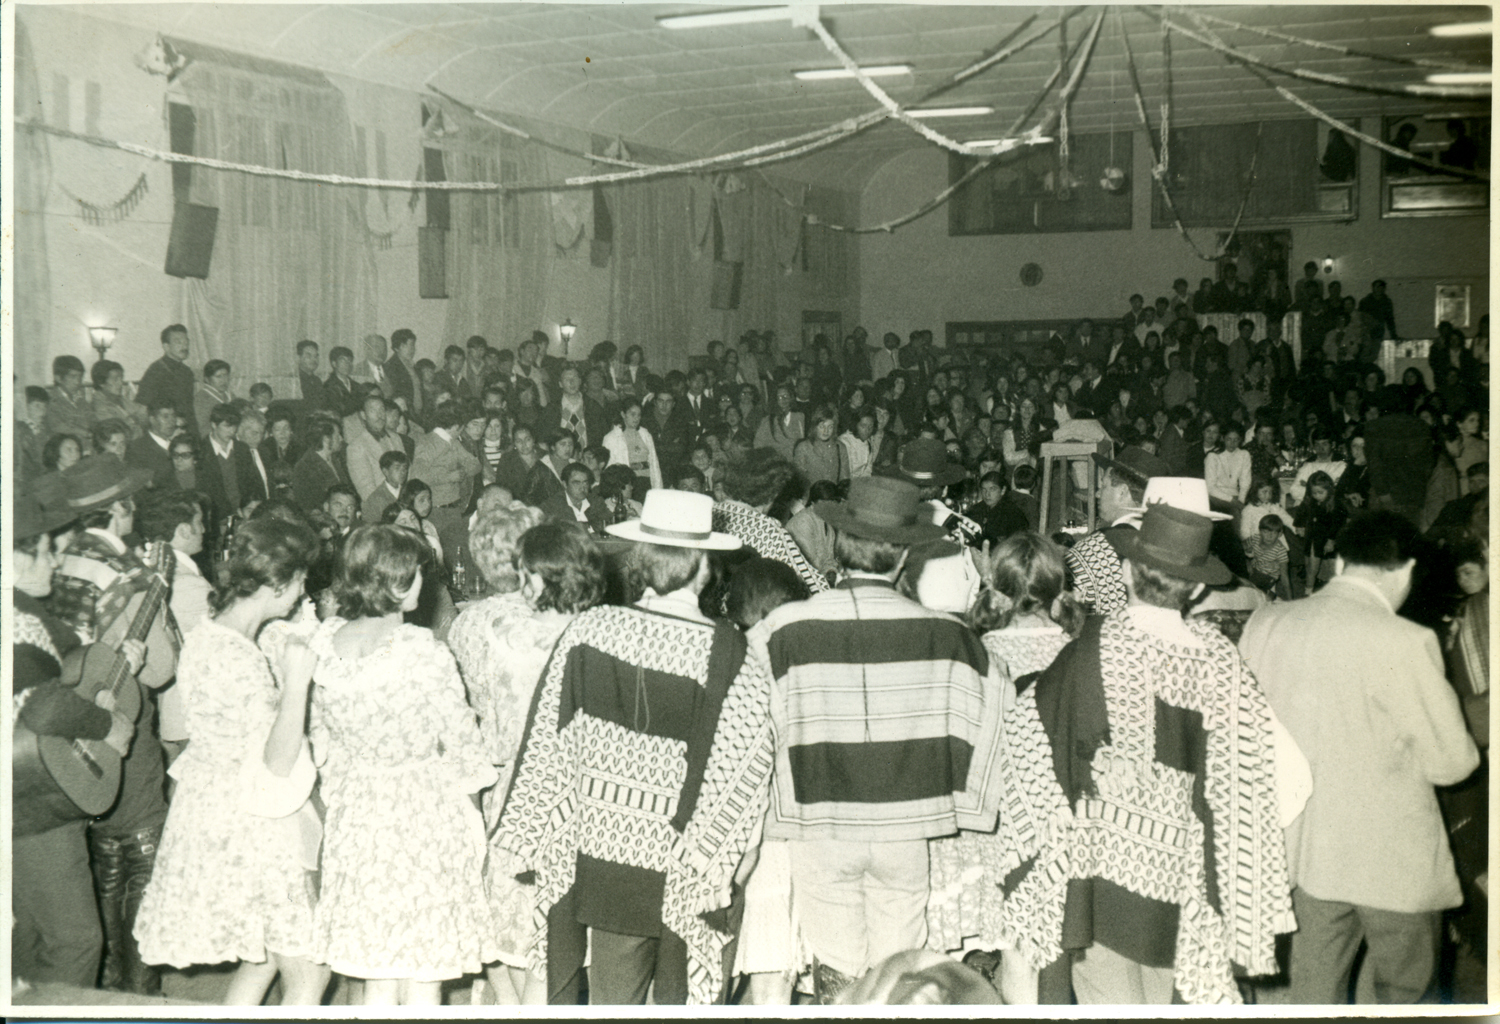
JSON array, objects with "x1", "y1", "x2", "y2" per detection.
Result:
[{"x1": 1038, "y1": 439, "x2": 1113, "y2": 534}]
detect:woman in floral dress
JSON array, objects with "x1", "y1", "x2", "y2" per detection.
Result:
[
  {"x1": 135, "y1": 519, "x2": 327, "y2": 1005},
  {"x1": 309, "y1": 525, "x2": 497, "y2": 1005},
  {"x1": 448, "y1": 519, "x2": 606, "y2": 1005},
  {"x1": 925, "y1": 533, "x2": 1082, "y2": 985}
]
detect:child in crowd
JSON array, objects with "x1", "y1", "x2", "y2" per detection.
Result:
[
  {"x1": 1245, "y1": 513, "x2": 1292, "y2": 600},
  {"x1": 1240, "y1": 477, "x2": 1285, "y2": 540}
]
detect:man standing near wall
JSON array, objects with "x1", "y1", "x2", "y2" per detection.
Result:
[
  {"x1": 135, "y1": 325, "x2": 196, "y2": 435},
  {"x1": 385, "y1": 328, "x2": 422, "y2": 421},
  {"x1": 296, "y1": 340, "x2": 328, "y2": 413}
]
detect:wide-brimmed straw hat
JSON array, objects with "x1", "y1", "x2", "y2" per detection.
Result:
[
  {"x1": 1116, "y1": 502, "x2": 1232, "y2": 585},
  {"x1": 893, "y1": 437, "x2": 967, "y2": 488},
  {"x1": 815, "y1": 475, "x2": 946, "y2": 546},
  {"x1": 1136, "y1": 476, "x2": 1234, "y2": 521},
  {"x1": 61, "y1": 455, "x2": 152, "y2": 517},
  {"x1": 605, "y1": 489, "x2": 741, "y2": 550}
]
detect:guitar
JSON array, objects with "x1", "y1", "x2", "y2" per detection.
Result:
[{"x1": 13, "y1": 543, "x2": 174, "y2": 837}]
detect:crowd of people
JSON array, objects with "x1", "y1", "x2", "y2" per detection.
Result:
[{"x1": 11, "y1": 272, "x2": 1489, "y2": 1007}]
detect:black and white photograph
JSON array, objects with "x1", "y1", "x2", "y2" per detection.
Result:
[{"x1": 5, "y1": 1, "x2": 1491, "y2": 1013}]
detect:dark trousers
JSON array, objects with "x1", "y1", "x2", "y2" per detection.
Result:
[
  {"x1": 88, "y1": 824, "x2": 163, "y2": 995},
  {"x1": 545, "y1": 902, "x2": 689, "y2": 1005},
  {"x1": 1288, "y1": 886, "x2": 1440, "y2": 1004},
  {"x1": 12, "y1": 820, "x2": 102, "y2": 987}
]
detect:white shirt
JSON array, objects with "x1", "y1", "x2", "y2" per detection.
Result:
[
  {"x1": 210, "y1": 436, "x2": 235, "y2": 461},
  {"x1": 1204, "y1": 447, "x2": 1253, "y2": 504}
]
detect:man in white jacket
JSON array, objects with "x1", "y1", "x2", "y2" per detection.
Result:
[{"x1": 1240, "y1": 510, "x2": 1479, "y2": 1004}]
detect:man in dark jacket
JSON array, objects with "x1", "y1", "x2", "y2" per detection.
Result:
[{"x1": 1365, "y1": 385, "x2": 1435, "y2": 525}]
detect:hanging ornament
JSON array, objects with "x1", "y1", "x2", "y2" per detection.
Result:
[
  {"x1": 1099, "y1": 166, "x2": 1129, "y2": 192},
  {"x1": 1099, "y1": 66, "x2": 1129, "y2": 192}
]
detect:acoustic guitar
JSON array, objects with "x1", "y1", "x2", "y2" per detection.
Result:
[{"x1": 12, "y1": 543, "x2": 173, "y2": 837}]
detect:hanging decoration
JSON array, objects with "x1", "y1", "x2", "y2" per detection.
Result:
[
  {"x1": 1118, "y1": 7, "x2": 1259, "y2": 262},
  {"x1": 1186, "y1": 7, "x2": 1481, "y2": 73},
  {"x1": 58, "y1": 172, "x2": 149, "y2": 226},
  {"x1": 1174, "y1": 7, "x2": 1490, "y2": 183},
  {"x1": 1151, "y1": 7, "x2": 1490, "y2": 100},
  {"x1": 134, "y1": 35, "x2": 190, "y2": 82}
]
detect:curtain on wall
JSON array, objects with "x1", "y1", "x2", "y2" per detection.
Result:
[
  {"x1": 171, "y1": 60, "x2": 376, "y2": 383},
  {"x1": 14, "y1": 20, "x2": 53, "y2": 387},
  {"x1": 438, "y1": 104, "x2": 553, "y2": 351}
]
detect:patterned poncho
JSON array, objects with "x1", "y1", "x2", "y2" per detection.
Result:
[
  {"x1": 993, "y1": 612, "x2": 1294, "y2": 1004},
  {"x1": 495, "y1": 604, "x2": 775, "y2": 1004}
]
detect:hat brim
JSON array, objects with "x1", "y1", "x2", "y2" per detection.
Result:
[
  {"x1": 1116, "y1": 532, "x2": 1233, "y2": 585},
  {"x1": 814, "y1": 501, "x2": 947, "y2": 545},
  {"x1": 892, "y1": 463, "x2": 968, "y2": 488},
  {"x1": 1092, "y1": 450, "x2": 1168, "y2": 486},
  {"x1": 66, "y1": 467, "x2": 154, "y2": 515},
  {"x1": 1126, "y1": 501, "x2": 1234, "y2": 522},
  {"x1": 604, "y1": 519, "x2": 742, "y2": 550}
]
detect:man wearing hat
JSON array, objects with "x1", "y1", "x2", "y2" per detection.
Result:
[
  {"x1": 496, "y1": 491, "x2": 775, "y2": 1005},
  {"x1": 892, "y1": 437, "x2": 981, "y2": 546},
  {"x1": 12, "y1": 493, "x2": 138, "y2": 990},
  {"x1": 747, "y1": 475, "x2": 1008, "y2": 1002},
  {"x1": 1067, "y1": 446, "x2": 1231, "y2": 617},
  {"x1": 47, "y1": 456, "x2": 180, "y2": 995},
  {"x1": 993, "y1": 502, "x2": 1294, "y2": 1004}
]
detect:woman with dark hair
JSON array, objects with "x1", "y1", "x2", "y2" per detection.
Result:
[
  {"x1": 1335, "y1": 433, "x2": 1370, "y2": 513},
  {"x1": 448, "y1": 521, "x2": 606, "y2": 1006},
  {"x1": 838, "y1": 384, "x2": 870, "y2": 435},
  {"x1": 810, "y1": 337, "x2": 843, "y2": 407},
  {"x1": 135, "y1": 518, "x2": 328, "y2": 1004},
  {"x1": 1002, "y1": 397, "x2": 1040, "y2": 472},
  {"x1": 308, "y1": 526, "x2": 496, "y2": 1005},
  {"x1": 602, "y1": 397, "x2": 663, "y2": 498},
  {"x1": 493, "y1": 424, "x2": 548, "y2": 507},
  {"x1": 792, "y1": 404, "x2": 849, "y2": 486},
  {"x1": 839, "y1": 333, "x2": 872, "y2": 388},
  {"x1": 1293, "y1": 469, "x2": 1346, "y2": 590},
  {"x1": 397, "y1": 478, "x2": 445, "y2": 566},
  {"x1": 755, "y1": 383, "x2": 806, "y2": 462},
  {"x1": 620, "y1": 344, "x2": 647, "y2": 398},
  {"x1": 42, "y1": 432, "x2": 83, "y2": 473}
]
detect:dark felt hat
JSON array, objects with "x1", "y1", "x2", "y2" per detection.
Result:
[
  {"x1": 1115, "y1": 501, "x2": 1232, "y2": 585},
  {"x1": 61, "y1": 455, "x2": 152, "y2": 517},
  {"x1": 815, "y1": 475, "x2": 946, "y2": 545},
  {"x1": 893, "y1": 437, "x2": 967, "y2": 489},
  {"x1": 14, "y1": 492, "x2": 77, "y2": 543}
]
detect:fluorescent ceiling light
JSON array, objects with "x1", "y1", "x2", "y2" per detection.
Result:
[
  {"x1": 1430, "y1": 21, "x2": 1493, "y2": 37},
  {"x1": 966, "y1": 137, "x2": 1053, "y2": 148},
  {"x1": 1425, "y1": 71, "x2": 1493, "y2": 84},
  {"x1": 657, "y1": 7, "x2": 794, "y2": 30},
  {"x1": 908, "y1": 106, "x2": 994, "y2": 118},
  {"x1": 966, "y1": 139, "x2": 1002, "y2": 147},
  {"x1": 793, "y1": 64, "x2": 912, "y2": 81}
]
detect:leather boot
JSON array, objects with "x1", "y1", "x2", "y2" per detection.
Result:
[{"x1": 89, "y1": 826, "x2": 163, "y2": 996}]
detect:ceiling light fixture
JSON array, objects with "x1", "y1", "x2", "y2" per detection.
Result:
[
  {"x1": 967, "y1": 137, "x2": 1053, "y2": 149},
  {"x1": 657, "y1": 6, "x2": 794, "y2": 30},
  {"x1": 793, "y1": 64, "x2": 912, "y2": 81},
  {"x1": 1429, "y1": 21, "x2": 1493, "y2": 37},
  {"x1": 1425, "y1": 71, "x2": 1493, "y2": 84},
  {"x1": 907, "y1": 106, "x2": 994, "y2": 118}
]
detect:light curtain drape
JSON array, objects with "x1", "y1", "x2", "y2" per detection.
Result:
[
  {"x1": 14, "y1": 21, "x2": 54, "y2": 386},
  {"x1": 438, "y1": 104, "x2": 553, "y2": 352},
  {"x1": 171, "y1": 62, "x2": 377, "y2": 384}
]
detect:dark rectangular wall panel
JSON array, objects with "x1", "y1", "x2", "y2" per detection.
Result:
[{"x1": 164, "y1": 202, "x2": 218, "y2": 279}]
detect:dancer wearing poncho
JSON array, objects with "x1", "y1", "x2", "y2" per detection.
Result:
[
  {"x1": 993, "y1": 504, "x2": 1294, "y2": 1004},
  {"x1": 495, "y1": 490, "x2": 774, "y2": 1005}
]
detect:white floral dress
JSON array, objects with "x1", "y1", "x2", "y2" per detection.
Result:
[
  {"x1": 446, "y1": 593, "x2": 573, "y2": 969},
  {"x1": 926, "y1": 624, "x2": 1072, "y2": 954},
  {"x1": 135, "y1": 620, "x2": 320, "y2": 967},
  {"x1": 308, "y1": 618, "x2": 498, "y2": 981}
]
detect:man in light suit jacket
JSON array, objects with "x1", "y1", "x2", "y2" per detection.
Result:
[{"x1": 1240, "y1": 510, "x2": 1479, "y2": 1005}]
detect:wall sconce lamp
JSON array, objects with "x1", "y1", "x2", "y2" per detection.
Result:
[
  {"x1": 1322, "y1": 256, "x2": 1335, "y2": 275},
  {"x1": 558, "y1": 319, "x2": 577, "y2": 354},
  {"x1": 88, "y1": 325, "x2": 119, "y2": 361}
]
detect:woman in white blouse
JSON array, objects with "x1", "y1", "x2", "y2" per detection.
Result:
[{"x1": 602, "y1": 397, "x2": 663, "y2": 494}]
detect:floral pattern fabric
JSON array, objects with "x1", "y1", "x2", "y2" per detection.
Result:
[
  {"x1": 135, "y1": 620, "x2": 318, "y2": 967},
  {"x1": 926, "y1": 625, "x2": 1071, "y2": 954},
  {"x1": 447, "y1": 592, "x2": 574, "y2": 968},
  {"x1": 308, "y1": 619, "x2": 498, "y2": 981}
]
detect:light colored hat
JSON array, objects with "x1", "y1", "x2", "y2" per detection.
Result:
[
  {"x1": 1134, "y1": 476, "x2": 1233, "y2": 521},
  {"x1": 605, "y1": 489, "x2": 741, "y2": 550}
]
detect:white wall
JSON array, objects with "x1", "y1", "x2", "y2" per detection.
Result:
[{"x1": 857, "y1": 126, "x2": 1489, "y2": 343}]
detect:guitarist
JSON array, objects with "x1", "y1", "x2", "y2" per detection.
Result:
[
  {"x1": 12, "y1": 494, "x2": 138, "y2": 989},
  {"x1": 48, "y1": 457, "x2": 180, "y2": 996}
]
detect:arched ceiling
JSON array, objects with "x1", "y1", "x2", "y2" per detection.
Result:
[{"x1": 51, "y1": 4, "x2": 1495, "y2": 190}]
